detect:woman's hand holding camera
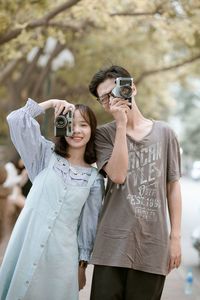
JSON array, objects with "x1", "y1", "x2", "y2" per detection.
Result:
[
  {"x1": 50, "y1": 99, "x2": 75, "y2": 117},
  {"x1": 39, "y1": 99, "x2": 75, "y2": 117}
]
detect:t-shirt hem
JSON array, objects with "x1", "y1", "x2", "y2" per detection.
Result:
[{"x1": 90, "y1": 259, "x2": 168, "y2": 276}]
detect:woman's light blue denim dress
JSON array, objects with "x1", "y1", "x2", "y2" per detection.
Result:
[{"x1": 0, "y1": 99, "x2": 104, "y2": 300}]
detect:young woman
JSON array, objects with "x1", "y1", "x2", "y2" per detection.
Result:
[{"x1": 0, "y1": 98, "x2": 104, "y2": 300}]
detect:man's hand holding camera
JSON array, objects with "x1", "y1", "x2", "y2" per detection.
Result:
[
  {"x1": 109, "y1": 77, "x2": 133, "y2": 126},
  {"x1": 109, "y1": 98, "x2": 130, "y2": 126}
]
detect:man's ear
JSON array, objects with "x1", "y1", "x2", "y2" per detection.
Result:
[{"x1": 132, "y1": 84, "x2": 137, "y2": 96}]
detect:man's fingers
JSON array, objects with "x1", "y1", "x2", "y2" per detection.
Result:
[
  {"x1": 110, "y1": 98, "x2": 129, "y2": 107},
  {"x1": 168, "y1": 255, "x2": 181, "y2": 273}
]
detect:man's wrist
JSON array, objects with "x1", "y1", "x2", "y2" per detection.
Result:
[
  {"x1": 169, "y1": 234, "x2": 181, "y2": 240},
  {"x1": 116, "y1": 121, "x2": 127, "y2": 129}
]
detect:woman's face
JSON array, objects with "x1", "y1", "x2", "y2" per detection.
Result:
[{"x1": 65, "y1": 109, "x2": 91, "y2": 150}]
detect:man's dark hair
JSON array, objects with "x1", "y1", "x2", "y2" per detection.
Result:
[
  {"x1": 89, "y1": 65, "x2": 131, "y2": 98},
  {"x1": 54, "y1": 104, "x2": 97, "y2": 164}
]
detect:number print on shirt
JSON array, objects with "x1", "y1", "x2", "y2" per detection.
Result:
[{"x1": 126, "y1": 142, "x2": 162, "y2": 222}]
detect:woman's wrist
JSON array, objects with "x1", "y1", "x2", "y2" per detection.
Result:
[
  {"x1": 38, "y1": 99, "x2": 54, "y2": 111},
  {"x1": 79, "y1": 260, "x2": 88, "y2": 269}
]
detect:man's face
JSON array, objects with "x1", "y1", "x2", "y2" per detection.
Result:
[{"x1": 96, "y1": 78, "x2": 116, "y2": 112}]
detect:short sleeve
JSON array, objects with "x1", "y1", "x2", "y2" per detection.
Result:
[
  {"x1": 95, "y1": 124, "x2": 115, "y2": 173},
  {"x1": 167, "y1": 129, "x2": 181, "y2": 182}
]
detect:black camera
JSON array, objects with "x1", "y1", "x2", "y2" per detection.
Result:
[
  {"x1": 111, "y1": 77, "x2": 133, "y2": 103},
  {"x1": 54, "y1": 110, "x2": 73, "y2": 137}
]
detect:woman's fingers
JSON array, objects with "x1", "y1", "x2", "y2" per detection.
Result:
[
  {"x1": 52, "y1": 100, "x2": 75, "y2": 117},
  {"x1": 62, "y1": 104, "x2": 75, "y2": 115}
]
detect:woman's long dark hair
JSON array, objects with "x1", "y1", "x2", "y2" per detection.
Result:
[{"x1": 54, "y1": 104, "x2": 97, "y2": 164}]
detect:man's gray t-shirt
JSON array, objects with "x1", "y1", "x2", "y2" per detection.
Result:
[{"x1": 90, "y1": 120, "x2": 181, "y2": 275}]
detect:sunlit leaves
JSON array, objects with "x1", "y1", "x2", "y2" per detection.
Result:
[
  {"x1": 0, "y1": 12, "x2": 11, "y2": 35},
  {"x1": 0, "y1": 0, "x2": 200, "y2": 140}
]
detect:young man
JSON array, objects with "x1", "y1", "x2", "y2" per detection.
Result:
[{"x1": 88, "y1": 65, "x2": 182, "y2": 300}]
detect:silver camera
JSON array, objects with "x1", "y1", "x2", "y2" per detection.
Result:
[
  {"x1": 54, "y1": 110, "x2": 73, "y2": 137},
  {"x1": 111, "y1": 77, "x2": 133, "y2": 103}
]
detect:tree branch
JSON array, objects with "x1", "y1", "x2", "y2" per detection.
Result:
[
  {"x1": 0, "y1": 0, "x2": 82, "y2": 46},
  {"x1": 18, "y1": 48, "x2": 44, "y2": 90},
  {"x1": 0, "y1": 58, "x2": 22, "y2": 83},
  {"x1": 46, "y1": 19, "x2": 95, "y2": 31},
  {"x1": 42, "y1": 0, "x2": 81, "y2": 22},
  {"x1": 135, "y1": 53, "x2": 200, "y2": 84},
  {"x1": 111, "y1": 11, "x2": 157, "y2": 17},
  {"x1": 31, "y1": 43, "x2": 66, "y2": 99},
  {"x1": 110, "y1": 4, "x2": 164, "y2": 17}
]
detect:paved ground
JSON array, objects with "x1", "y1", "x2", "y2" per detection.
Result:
[{"x1": 79, "y1": 265, "x2": 200, "y2": 300}]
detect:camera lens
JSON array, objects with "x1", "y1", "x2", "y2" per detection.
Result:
[
  {"x1": 55, "y1": 115, "x2": 67, "y2": 128},
  {"x1": 120, "y1": 86, "x2": 132, "y2": 98}
]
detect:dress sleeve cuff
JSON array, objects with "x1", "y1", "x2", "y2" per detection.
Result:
[
  {"x1": 78, "y1": 248, "x2": 91, "y2": 262},
  {"x1": 22, "y1": 98, "x2": 45, "y2": 117}
]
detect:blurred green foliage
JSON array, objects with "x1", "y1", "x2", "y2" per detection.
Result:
[{"x1": 0, "y1": 0, "x2": 200, "y2": 161}]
